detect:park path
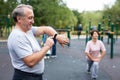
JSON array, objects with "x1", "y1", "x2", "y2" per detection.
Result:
[{"x1": 0, "y1": 36, "x2": 120, "y2": 80}]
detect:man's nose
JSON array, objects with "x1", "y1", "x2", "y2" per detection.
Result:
[{"x1": 31, "y1": 19, "x2": 34, "y2": 24}]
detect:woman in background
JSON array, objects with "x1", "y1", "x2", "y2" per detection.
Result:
[{"x1": 85, "y1": 30, "x2": 106, "y2": 80}]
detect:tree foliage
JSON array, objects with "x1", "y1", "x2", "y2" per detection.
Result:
[
  {"x1": 79, "y1": 11, "x2": 103, "y2": 30},
  {"x1": 0, "y1": 0, "x2": 77, "y2": 29},
  {"x1": 22, "y1": 0, "x2": 77, "y2": 29},
  {"x1": 103, "y1": 0, "x2": 120, "y2": 28}
]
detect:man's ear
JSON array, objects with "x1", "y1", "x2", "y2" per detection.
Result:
[{"x1": 17, "y1": 16, "x2": 21, "y2": 22}]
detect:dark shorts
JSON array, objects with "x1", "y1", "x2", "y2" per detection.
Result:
[{"x1": 13, "y1": 69, "x2": 43, "y2": 80}]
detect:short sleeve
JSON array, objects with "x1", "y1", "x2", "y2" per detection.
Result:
[
  {"x1": 13, "y1": 35, "x2": 33, "y2": 59},
  {"x1": 85, "y1": 41, "x2": 90, "y2": 53},
  {"x1": 32, "y1": 26, "x2": 37, "y2": 35},
  {"x1": 100, "y1": 41, "x2": 106, "y2": 51}
]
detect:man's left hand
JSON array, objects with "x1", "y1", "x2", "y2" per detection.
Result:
[{"x1": 56, "y1": 35, "x2": 69, "y2": 47}]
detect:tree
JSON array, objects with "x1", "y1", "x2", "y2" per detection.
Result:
[
  {"x1": 0, "y1": 0, "x2": 77, "y2": 34},
  {"x1": 103, "y1": 0, "x2": 120, "y2": 31},
  {"x1": 79, "y1": 11, "x2": 103, "y2": 30},
  {"x1": 27, "y1": 0, "x2": 77, "y2": 29}
]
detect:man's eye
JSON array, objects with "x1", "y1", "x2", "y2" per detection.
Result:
[{"x1": 28, "y1": 17, "x2": 33, "y2": 19}]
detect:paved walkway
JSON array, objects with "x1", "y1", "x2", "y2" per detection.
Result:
[{"x1": 0, "y1": 36, "x2": 120, "y2": 80}]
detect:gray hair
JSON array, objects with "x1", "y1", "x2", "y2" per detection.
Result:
[{"x1": 12, "y1": 4, "x2": 33, "y2": 22}]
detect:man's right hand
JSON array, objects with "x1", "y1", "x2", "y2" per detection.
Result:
[{"x1": 45, "y1": 37, "x2": 54, "y2": 49}]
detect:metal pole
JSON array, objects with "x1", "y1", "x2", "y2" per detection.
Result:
[
  {"x1": 101, "y1": 16, "x2": 104, "y2": 41},
  {"x1": 110, "y1": 23, "x2": 114, "y2": 59},
  {"x1": 89, "y1": 19, "x2": 91, "y2": 40},
  {"x1": 67, "y1": 28, "x2": 70, "y2": 47},
  {"x1": 98, "y1": 23, "x2": 101, "y2": 40},
  {"x1": 116, "y1": 17, "x2": 119, "y2": 40},
  {"x1": 7, "y1": 14, "x2": 10, "y2": 37},
  {"x1": 107, "y1": 15, "x2": 111, "y2": 44}
]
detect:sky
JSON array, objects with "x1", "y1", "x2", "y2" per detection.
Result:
[{"x1": 63, "y1": 0, "x2": 116, "y2": 12}]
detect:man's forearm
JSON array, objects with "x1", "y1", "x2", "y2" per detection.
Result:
[
  {"x1": 36, "y1": 26, "x2": 57, "y2": 37},
  {"x1": 23, "y1": 45, "x2": 50, "y2": 68}
]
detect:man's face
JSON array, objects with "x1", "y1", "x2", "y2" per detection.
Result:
[{"x1": 19, "y1": 8, "x2": 34, "y2": 31}]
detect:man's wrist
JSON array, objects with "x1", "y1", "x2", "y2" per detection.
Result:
[
  {"x1": 53, "y1": 34, "x2": 58, "y2": 40},
  {"x1": 44, "y1": 44, "x2": 51, "y2": 49}
]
